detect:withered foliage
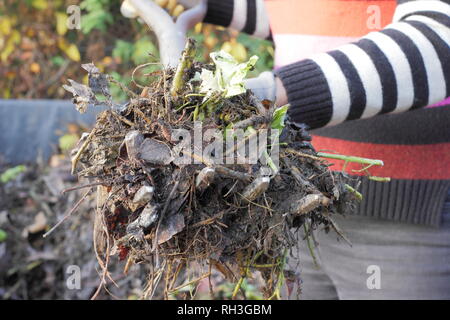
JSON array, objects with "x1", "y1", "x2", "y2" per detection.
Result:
[{"x1": 64, "y1": 50, "x2": 357, "y2": 299}]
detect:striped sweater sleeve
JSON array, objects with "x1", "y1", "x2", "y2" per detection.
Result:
[
  {"x1": 203, "y1": 0, "x2": 272, "y2": 40},
  {"x1": 275, "y1": 0, "x2": 450, "y2": 129}
]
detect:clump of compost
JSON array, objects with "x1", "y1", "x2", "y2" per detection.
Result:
[{"x1": 63, "y1": 39, "x2": 357, "y2": 299}]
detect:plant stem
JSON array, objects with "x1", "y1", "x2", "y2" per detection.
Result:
[
  {"x1": 345, "y1": 184, "x2": 363, "y2": 201},
  {"x1": 232, "y1": 251, "x2": 263, "y2": 299},
  {"x1": 193, "y1": 104, "x2": 200, "y2": 121},
  {"x1": 368, "y1": 176, "x2": 391, "y2": 182},
  {"x1": 170, "y1": 38, "x2": 196, "y2": 98},
  {"x1": 269, "y1": 248, "x2": 288, "y2": 300},
  {"x1": 317, "y1": 152, "x2": 384, "y2": 167},
  {"x1": 304, "y1": 223, "x2": 319, "y2": 268},
  {"x1": 169, "y1": 272, "x2": 211, "y2": 293},
  {"x1": 251, "y1": 263, "x2": 278, "y2": 268},
  {"x1": 232, "y1": 276, "x2": 245, "y2": 299}
]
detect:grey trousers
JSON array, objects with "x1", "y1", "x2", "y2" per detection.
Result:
[{"x1": 289, "y1": 190, "x2": 450, "y2": 300}]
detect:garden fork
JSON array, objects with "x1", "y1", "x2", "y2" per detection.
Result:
[{"x1": 121, "y1": 0, "x2": 207, "y2": 68}]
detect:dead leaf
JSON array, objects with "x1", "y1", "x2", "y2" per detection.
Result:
[
  {"x1": 139, "y1": 139, "x2": 174, "y2": 165},
  {"x1": 82, "y1": 62, "x2": 111, "y2": 99},
  {"x1": 139, "y1": 203, "x2": 159, "y2": 229},
  {"x1": 30, "y1": 62, "x2": 40, "y2": 74},
  {"x1": 157, "y1": 213, "x2": 185, "y2": 245},
  {"x1": 63, "y1": 79, "x2": 97, "y2": 113},
  {"x1": 128, "y1": 185, "x2": 154, "y2": 212},
  {"x1": 55, "y1": 12, "x2": 68, "y2": 36},
  {"x1": 57, "y1": 38, "x2": 80, "y2": 62},
  {"x1": 124, "y1": 130, "x2": 144, "y2": 162},
  {"x1": 81, "y1": 63, "x2": 101, "y2": 74}
]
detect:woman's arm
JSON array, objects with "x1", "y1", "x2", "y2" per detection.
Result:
[
  {"x1": 275, "y1": 0, "x2": 450, "y2": 129},
  {"x1": 203, "y1": 0, "x2": 272, "y2": 40}
]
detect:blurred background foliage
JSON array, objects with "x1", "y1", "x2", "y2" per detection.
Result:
[{"x1": 0, "y1": 0, "x2": 274, "y2": 101}]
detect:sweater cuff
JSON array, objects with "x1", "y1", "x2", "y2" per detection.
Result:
[
  {"x1": 203, "y1": 0, "x2": 234, "y2": 28},
  {"x1": 275, "y1": 60, "x2": 334, "y2": 129}
]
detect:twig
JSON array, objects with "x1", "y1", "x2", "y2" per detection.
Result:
[
  {"x1": 249, "y1": 93, "x2": 271, "y2": 115},
  {"x1": 223, "y1": 126, "x2": 261, "y2": 159},
  {"x1": 185, "y1": 149, "x2": 253, "y2": 182},
  {"x1": 285, "y1": 148, "x2": 323, "y2": 162},
  {"x1": 133, "y1": 106, "x2": 153, "y2": 126},
  {"x1": 107, "y1": 75, "x2": 139, "y2": 99},
  {"x1": 71, "y1": 128, "x2": 96, "y2": 174},
  {"x1": 232, "y1": 115, "x2": 270, "y2": 130},
  {"x1": 215, "y1": 166, "x2": 253, "y2": 183},
  {"x1": 328, "y1": 216, "x2": 353, "y2": 247},
  {"x1": 91, "y1": 186, "x2": 120, "y2": 299},
  {"x1": 61, "y1": 181, "x2": 105, "y2": 194},
  {"x1": 43, "y1": 188, "x2": 92, "y2": 238},
  {"x1": 131, "y1": 62, "x2": 162, "y2": 89},
  {"x1": 191, "y1": 211, "x2": 225, "y2": 228},
  {"x1": 168, "y1": 261, "x2": 185, "y2": 291},
  {"x1": 123, "y1": 256, "x2": 134, "y2": 275},
  {"x1": 169, "y1": 272, "x2": 211, "y2": 293},
  {"x1": 287, "y1": 162, "x2": 317, "y2": 192},
  {"x1": 111, "y1": 110, "x2": 135, "y2": 127},
  {"x1": 236, "y1": 193, "x2": 274, "y2": 212}
]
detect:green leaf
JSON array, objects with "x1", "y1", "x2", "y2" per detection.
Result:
[
  {"x1": 112, "y1": 40, "x2": 133, "y2": 63},
  {"x1": 109, "y1": 72, "x2": 131, "y2": 101},
  {"x1": 51, "y1": 55, "x2": 66, "y2": 67},
  {"x1": 271, "y1": 105, "x2": 289, "y2": 131},
  {"x1": 59, "y1": 134, "x2": 79, "y2": 152},
  {"x1": 1, "y1": 165, "x2": 26, "y2": 183},
  {"x1": 55, "y1": 12, "x2": 68, "y2": 35},
  {"x1": 80, "y1": 0, "x2": 110, "y2": 11},
  {"x1": 0, "y1": 229, "x2": 8, "y2": 243},
  {"x1": 199, "y1": 51, "x2": 258, "y2": 100},
  {"x1": 132, "y1": 38, "x2": 158, "y2": 65},
  {"x1": 0, "y1": 229, "x2": 6, "y2": 242},
  {"x1": 80, "y1": 8, "x2": 113, "y2": 34},
  {"x1": 31, "y1": 0, "x2": 48, "y2": 10}
]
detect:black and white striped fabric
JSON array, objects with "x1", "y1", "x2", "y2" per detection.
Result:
[
  {"x1": 203, "y1": 0, "x2": 450, "y2": 130},
  {"x1": 203, "y1": 0, "x2": 272, "y2": 40},
  {"x1": 275, "y1": 0, "x2": 450, "y2": 129}
]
